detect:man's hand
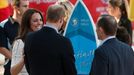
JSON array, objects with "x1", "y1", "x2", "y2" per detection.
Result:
[{"x1": 0, "y1": 47, "x2": 12, "y2": 59}]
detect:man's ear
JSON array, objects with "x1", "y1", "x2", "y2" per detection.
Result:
[
  {"x1": 99, "y1": 27, "x2": 105, "y2": 34},
  {"x1": 99, "y1": 27, "x2": 103, "y2": 32},
  {"x1": 59, "y1": 18, "x2": 64, "y2": 24},
  {"x1": 100, "y1": 27, "x2": 107, "y2": 37},
  {"x1": 60, "y1": 19, "x2": 62, "y2": 23}
]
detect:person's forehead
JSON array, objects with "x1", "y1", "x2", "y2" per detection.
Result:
[
  {"x1": 20, "y1": 0, "x2": 29, "y2": 1},
  {"x1": 20, "y1": 0, "x2": 29, "y2": 5},
  {"x1": 31, "y1": 13, "x2": 41, "y2": 18}
]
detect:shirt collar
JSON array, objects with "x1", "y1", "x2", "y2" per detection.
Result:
[
  {"x1": 44, "y1": 22, "x2": 58, "y2": 33},
  {"x1": 100, "y1": 36, "x2": 116, "y2": 46},
  {"x1": 9, "y1": 16, "x2": 19, "y2": 25},
  {"x1": 9, "y1": 17, "x2": 15, "y2": 24}
]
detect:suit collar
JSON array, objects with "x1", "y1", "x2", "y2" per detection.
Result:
[
  {"x1": 44, "y1": 22, "x2": 58, "y2": 33},
  {"x1": 100, "y1": 36, "x2": 116, "y2": 46},
  {"x1": 42, "y1": 26, "x2": 58, "y2": 33}
]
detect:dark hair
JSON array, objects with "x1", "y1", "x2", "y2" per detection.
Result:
[
  {"x1": 109, "y1": 0, "x2": 122, "y2": 8},
  {"x1": 17, "y1": 8, "x2": 44, "y2": 41},
  {"x1": 116, "y1": 26, "x2": 131, "y2": 45},
  {"x1": 109, "y1": 0, "x2": 132, "y2": 45},
  {"x1": 12, "y1": 0, "x2": 21, "y2": 7},
  {"x1": 97, "y1": 14, "x2": 117, "y2": 36},
  {"x1": 46, "y1": 4, "x2": 65, "y2": 23},
  {"x1": 109, "y1": 0, "x2": 128, "y2": 18}
]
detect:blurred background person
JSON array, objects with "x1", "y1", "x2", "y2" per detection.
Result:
[
  {"x1": 107, "y1": 0, "x2": 133, "y2": 45},
  {"x1": 56, "y1": 0, "x2": 74, "y2": 35},
  {"x1": 11, "y1": 8, "x2": 44, "y2": 75},
  {"x1": 0, "y1": 0, "x2": 29, "y2": 75},
  {"x1": 24, "y1": 4, "x2": 77, "y2": 75}
]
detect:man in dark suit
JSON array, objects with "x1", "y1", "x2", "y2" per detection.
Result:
[
  {"x1": 24, "y1": 4, "x2": 77, "y2": 75},
  {"x1": 89, "y1": 14, "x2": 134, "y2": 75}
]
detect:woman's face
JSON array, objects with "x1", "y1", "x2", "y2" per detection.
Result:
[
  {"x1": 107, "y1": 3, "x2": 115, "y2": 16},
  {"x1": 30, "y1": 12, "x2": 43, "y2": 31},
  {"x1": 107, "y1": 3, "x2": 121, "y2": 18}
]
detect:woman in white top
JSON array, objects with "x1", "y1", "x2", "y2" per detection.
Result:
[{"x1": 11, "y1": 8, "x2": 44, "y2": 75}]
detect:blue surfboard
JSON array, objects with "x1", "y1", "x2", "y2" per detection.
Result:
[{"x1": 64, "y1": 0, "x2": 98, "y2": 75}]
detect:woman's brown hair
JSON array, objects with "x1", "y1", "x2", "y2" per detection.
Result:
[{"x1": 17, "y1": 8, "x2": 44, "y2": 42}]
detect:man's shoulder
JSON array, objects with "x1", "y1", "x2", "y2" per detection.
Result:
[
  {"x1": 0, "y1": 17, "x2": 17, "y2": 28},
  {"x1": 116, "y1": 39, "x2": 132, "y2": 49},
  {"x1": 56, "y1": 33, "x2": 69, "y2": 41},
  {"x1": 100, "y1": 38, "x2": 133, "y2": 53},
  {"x1": 103, "y1": 38, "x2": 130, "y2": 48},
  {"x1": 26, "y1": 32, "x2": 35, "y2": 39},
  {"x1": 96, "y1": 39, "x2": 118, "y2": 52}
]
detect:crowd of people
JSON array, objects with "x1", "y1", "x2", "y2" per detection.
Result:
[{"x1": 0, "y1": 0, "x2": 134, "y2": 75}]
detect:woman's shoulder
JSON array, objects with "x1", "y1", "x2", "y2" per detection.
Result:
[
  {"x1": 14, "y1": 39, "x2": 24, "y2": 45},
  {"x1": 12, "y1": 39, "x2": 24, "y2": 50}
]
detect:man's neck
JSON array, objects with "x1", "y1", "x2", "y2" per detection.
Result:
[
  {"x1": 46, "y1": 22, "x2": 59, "y2": 30},
  {"x1": 45, "y1": 22, "x2": 59, "y2": 33},
  {"x1": 100, "y1": 35, "x2": 115, "y2": 45}
]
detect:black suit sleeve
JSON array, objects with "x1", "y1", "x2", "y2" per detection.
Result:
[
  {"x1": 90, "y1": 48, "x2": 108, "y2": 75},
  {"x1": 61, "y1": 38, "x2": 77, "y2": 75},
  {"x1": 24, "y1": 33, "x2": 33, "y2": 74},
  {"x1": 0, "y1": 26, "x2": 8, "y2": 48}
]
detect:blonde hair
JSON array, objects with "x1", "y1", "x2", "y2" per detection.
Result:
[{"x1": 56, "y1": 1, "x2": 74, "y2": 31}]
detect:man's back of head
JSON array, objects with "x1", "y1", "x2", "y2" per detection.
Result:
[
  {"x1": 46, "y1": 4, "x2": 65, "y2": 23},
  {"x1": 97, "y1": 14, "x2": 118, "y2": 36}
]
